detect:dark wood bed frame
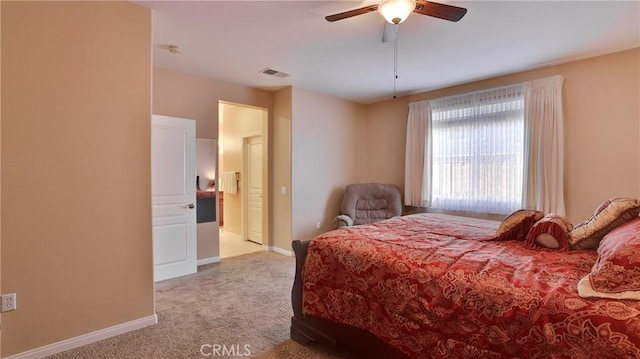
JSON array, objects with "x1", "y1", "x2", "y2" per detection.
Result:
[{"x1": 290, "y1": 239, "x2": 409, "y2": 358}]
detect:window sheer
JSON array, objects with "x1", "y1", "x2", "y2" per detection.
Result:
[
  {"x1": 404, "y1": 76, "x2": 565, "y2": 216},
  {"x1": 429, "y1": 85, "x2": 525, "y2": 215}
]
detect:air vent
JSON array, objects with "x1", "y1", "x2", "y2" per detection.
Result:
[{"x1": 260, "y1": 68, "x2": 290, "y2": 78}]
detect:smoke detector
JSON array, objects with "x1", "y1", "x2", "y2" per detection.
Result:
[{"x1": 260, "y1": 68, "x2": 290, "y2": 78}]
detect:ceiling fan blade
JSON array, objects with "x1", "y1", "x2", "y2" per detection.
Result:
[
  {"x1": 381, "y1": 22, "x2": 396, "y2": 43},
  {"x1": 325, "y1": 4, "x2": 379, "y2": 22},
  {"x1": 413, "y1": 0, "x2": 467, "y2": 22}
]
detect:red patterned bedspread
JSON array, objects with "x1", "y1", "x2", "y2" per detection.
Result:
[{"x1": 302, "y1": 213, "x2": 640, "y2": 358}]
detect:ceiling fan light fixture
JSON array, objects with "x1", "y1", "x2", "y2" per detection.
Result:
[{"x1": 378, "y1": 0, "x2": 416, "y2": 24}]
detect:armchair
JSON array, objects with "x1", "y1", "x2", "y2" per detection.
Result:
[{"x1": 334, "y1": 183, "x2": 402, "y2": 229}]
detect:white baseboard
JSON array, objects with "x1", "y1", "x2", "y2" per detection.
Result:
[
  {"x1": 269, "y1": 246, "x2": 294, "y2": 257},
  {"x1": 5, "y1": 314, "x2": 157, "y2": 359},
  {"x1": 197, "y1": 256, "x2": 220, "y2": 266}
]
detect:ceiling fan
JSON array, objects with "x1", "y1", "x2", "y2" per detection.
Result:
[
  {"x1": 325, "y1": 0, "x2": 467, "y2": 99},
  {"x1": 325, "y1": 0, "x2": 467, "y2": 25}
]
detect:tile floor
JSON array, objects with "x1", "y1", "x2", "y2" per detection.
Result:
[{"x1": 219, "y1": 229, "x2": 264, "y2": 258}]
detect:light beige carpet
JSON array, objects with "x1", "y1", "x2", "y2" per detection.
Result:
[{"x1": 46, "y1": 251, "x2": 354, "y2": 359}]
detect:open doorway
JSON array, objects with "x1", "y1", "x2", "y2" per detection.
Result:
[{"x1": 218, "y1": 101, "x2": 269, "y2": 259}]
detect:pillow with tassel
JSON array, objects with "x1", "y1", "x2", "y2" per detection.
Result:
[
  {"x1": 524, "y1": 214, "x2": 573, "y2": 251},
  {"x1": 495, "y1": 209, "x2": 544, "y2": 241}
]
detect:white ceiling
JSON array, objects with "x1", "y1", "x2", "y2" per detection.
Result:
[{"x1": 138, "y1": 0, "x2": 640, "y2": 104}]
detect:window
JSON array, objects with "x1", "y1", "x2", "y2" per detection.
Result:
[
  {"x1": 429, "y1": 85, "x2": 524, "y2": 215},
  {"x1": 405, "y1": 76, "x2": 565, "y2": 216}
]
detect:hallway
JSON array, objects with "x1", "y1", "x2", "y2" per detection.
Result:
[{"x1": 219, "y1": 229, "x2": 263, "y2": 258}]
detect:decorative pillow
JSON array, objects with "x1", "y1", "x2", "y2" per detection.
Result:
[
  {"x1": 495, "y1": 209, "x2": 544, "y2": 241},
  {"x1": 577, "y1": 217, "x2": 640, "y2": 300},
  {"x1": 524, "y1": 214, "x2": 572, "y2": 251},
  {"x1": 569, "y1": 197, "x2": 640, "y2": 250}
]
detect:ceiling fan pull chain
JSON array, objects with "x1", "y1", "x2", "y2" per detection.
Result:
[{"x1": 393, "y1": 24, "x2": 398, "y2": 99}]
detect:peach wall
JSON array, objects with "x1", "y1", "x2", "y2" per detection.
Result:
[
  {"x1": 364, "y1": 98, "x2": 408, "y2": 186},
  {"x1": 559, "y1": 50, "x2": 639, "y2": 222},
  {"x1": 152, "y1": 67, "x2": 273, "y2": 258},
  {"x1": 0, "y1": 3, "x2": 3, "y2": 354},
  {"x1": 272, "y1": 88, "x2": 292, "y2": 251},
  {"x1": 153, "y1": 67, "x2": 272, "y2": 139},
  {"x1": 291, "y1": 88, "x2": 366, "y2": 242},
  {"x1": 364, "y1": 48, "x2": 640, "y2": 224},
  {"x1": 1, "y1": 2, "x2": 153, "y2": 356}
]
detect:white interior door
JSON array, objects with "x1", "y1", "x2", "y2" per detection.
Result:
[
  {"x1": 151, "y1": 115, "x2": 197, "y2": 282},
  {"x1": 245, "y1": 136, "x2": 263, "y2": 244}
]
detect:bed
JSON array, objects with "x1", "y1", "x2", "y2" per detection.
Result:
[{"x1": 290, "y1": 212, "x2": 640, "y2": 358}]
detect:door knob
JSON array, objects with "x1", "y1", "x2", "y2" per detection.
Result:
[{"x1": 184, "y1": 203, "x2": 195, "y2": 209}]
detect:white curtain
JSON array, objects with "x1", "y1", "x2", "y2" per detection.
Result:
[
  {"x1": 404, "y1": 100, "x2": 431, "y2": 207},
  {"x1": 522, "y1": 75, "x2": 565, "y2": 215},
  {"x1": 428, "y1": 85, "x2": 525, "y2": 215},
  {"x1": 405, "y1": 76, "x2": 565, "y2": 215}
]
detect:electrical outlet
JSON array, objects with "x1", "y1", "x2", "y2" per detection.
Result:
[
  {"x1": 316, "y1": 221, "x2": 321, "y2": 229},
  {"x1": 1, "y1": 293, "x2": 17, "y2": 312}
]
